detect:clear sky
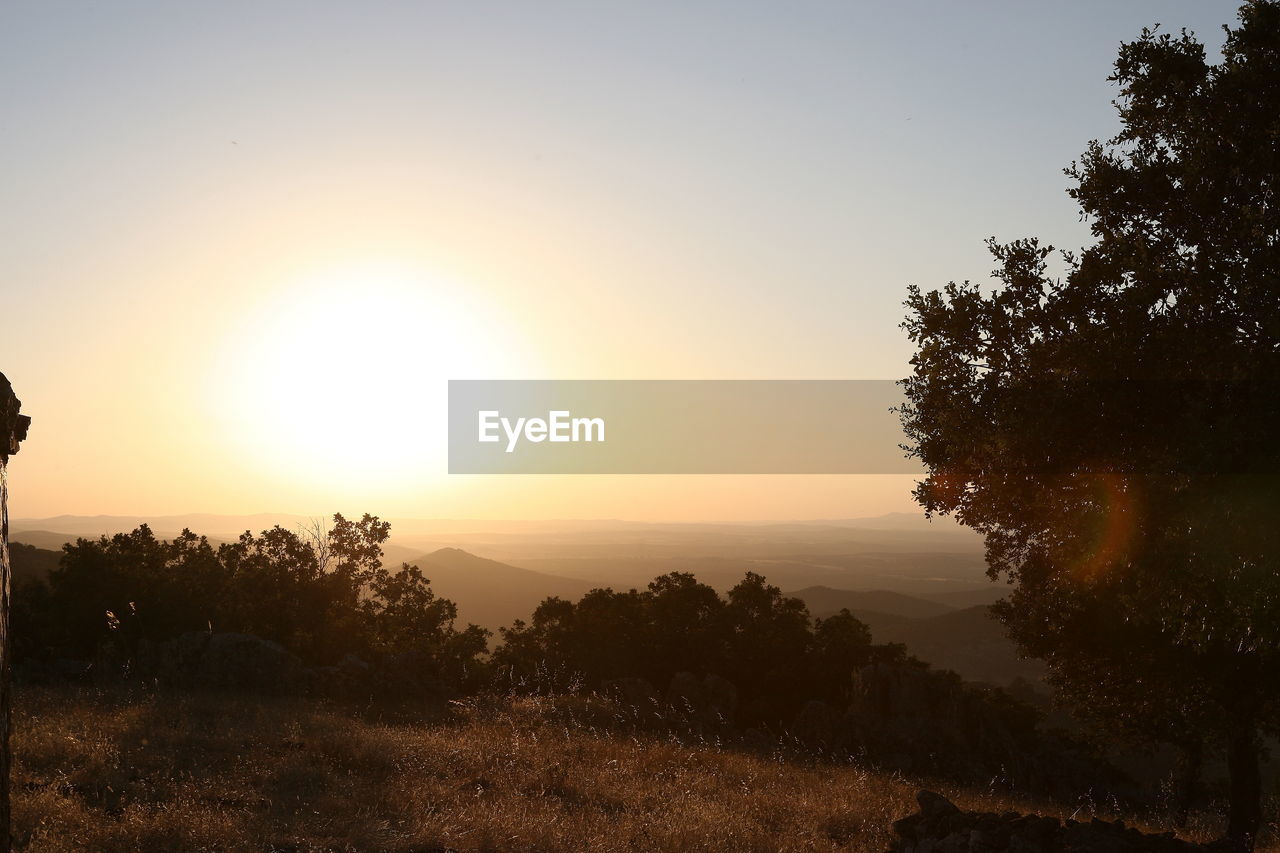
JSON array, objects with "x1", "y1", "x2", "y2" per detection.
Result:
[{"x1": 0, "y1": 1, "x2": 1241, "y2": 520}]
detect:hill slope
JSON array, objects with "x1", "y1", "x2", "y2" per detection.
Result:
[
  {"x1": 413, "y1": 548, "x2": 596, "y2": 631},
  {"x1": 13, "y1": 686, "x2": 1208, "y2": 852},
  {"x1": 9, "y1": 543, "x2": 59, "y2": 589},
  {"x1": 791, "y1": 583, "x2": 1042, "y2": 687},
  {"x1": 871, "y1": 605, "x2": 1044, "y2": 686},
  {"x1": 787, "y1": 586, "x2": 954, "y2": 620}
]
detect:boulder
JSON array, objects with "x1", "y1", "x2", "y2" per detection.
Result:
[
  {"x1": 790, "y1": 699, "x2": 842, "y2": 750},
  {"x1": 887, "y1": 790, "x2": 1208, "y2": 853}
]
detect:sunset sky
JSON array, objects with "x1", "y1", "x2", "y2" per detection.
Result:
[{"x1": 1, "y1": 1, "x2": 1237, "y2": 521}]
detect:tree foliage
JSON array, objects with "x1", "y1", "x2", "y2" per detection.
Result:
[
  {"x1": 495, "y1": 571, "x2": 907, "y2": 724},
  {"x1": 22, "y1": 514, "x2": 488, "y2": 690},
  {"x1": 899, "y1": 4, "x2": 1280, "y2": 847}
]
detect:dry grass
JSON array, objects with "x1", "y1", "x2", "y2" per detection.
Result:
[{"x1": 9, "y1": 685, "x2": 1250, "y2": 852}]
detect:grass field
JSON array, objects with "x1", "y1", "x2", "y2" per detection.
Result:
[{"x1": 9, "y1": 686, "x2": 1243, "y2": 852}]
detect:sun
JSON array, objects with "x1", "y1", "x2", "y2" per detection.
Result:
[{"x1": 216, "y1": 261, "x2": 519, "y2": 490}]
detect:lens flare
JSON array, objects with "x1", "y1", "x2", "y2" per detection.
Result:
[{"x1": 1073, "y1": 473, "x2": 1139, "y2": 580}]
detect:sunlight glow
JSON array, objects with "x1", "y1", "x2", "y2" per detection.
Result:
[{"x1": 217, "y1": 261, "x2": 522, "y2": 491}]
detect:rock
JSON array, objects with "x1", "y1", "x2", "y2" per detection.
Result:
[
  {"x1": 790, "y1": 699, "x2": 841, "y2": 750},
  {"x1": 702, "y1": 674, "x2": 738, "y2": 722},
  {"x1": 917, "y1": 790, "x2": 960, "y2": 821},
  {"x1": 741, "y1": 727, "x2": 774, "y2": 753},
  {"x1": 666, "y1": 671, "x2": 702, "y2": 710},
  {"x1": 886, "y1": 790, "x2": 1210, "y2": 852},
  {"x1": 0, "y1": 371, "x2": 31, "y2": 458},
  {"x1": 323, "y1": 653, "x2": 373, "y2": 695}
]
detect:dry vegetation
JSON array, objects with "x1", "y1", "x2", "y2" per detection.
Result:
[{"x1": 10, "y1": 686, "x2": 1248, "y2": 852}]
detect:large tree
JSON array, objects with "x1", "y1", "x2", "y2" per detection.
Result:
[{"x1": 900, "y1": 4, "x2": 1280, "y2": 849}]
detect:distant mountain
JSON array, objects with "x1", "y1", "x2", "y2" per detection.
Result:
[
  {"x1": 787, "y1": 586, "x2": 954, "y2": 620},
  {"x1": 916, "y1": 586, "x2": 1010, "y2": 609},
  {"x1": 411, "y1": 548, "x2": 596, "y2": 632},
  {"x1": 11, "y1": 513, "x2": 312, "y2": 539},
  {"x1": 9, "y1": 529, "x2": 80, "y2": 550},
  {"x1": 788, "y1": 581, "x2": 1041, "y2": 687},
  {"x1": 870, "y1": 605, "x2": 1043, "y2": 687},
  {"x1": 814, "y1": 512, "x2": 972, "y2": 532},
  {"x1": 511, "y1": 552, "x2": 989, "y2": 598},
  {"x1": 13, "y1": 513, "x2": 983, "y2": 567},
  {"x1": 9, "y1": 522, "x2": 422, "y2": 566},
  {"x1": 9, "y1": 543, "x2": 59, "y2": 589}
]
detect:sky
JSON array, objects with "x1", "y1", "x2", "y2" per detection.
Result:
[{"x1": 0, "y1": 1, "x2": 1242, "y2": 521}]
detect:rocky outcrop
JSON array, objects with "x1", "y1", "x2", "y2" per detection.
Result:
[
  {"x1": 790, "y1": 699, "x2": 842, "y2": 750},
  {"x1": 0, "y1": 371, "x2": 31, "y2": 459},
  {"x1": 888, "y1": 790, "x2": 1208, "y2": 852}
]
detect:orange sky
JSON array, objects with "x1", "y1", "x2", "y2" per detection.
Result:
[{"x1": 0, "y1": 2, "x2": 1235, "y2": 520}]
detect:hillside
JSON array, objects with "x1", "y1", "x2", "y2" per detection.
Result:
[
  {"x1": 916, "y1": 586, "x2": 1009, "y2": 609},
  {"x1": 870, "y1": 606, "x2": 1044, "y2": 687},
  {"x1": 12, "y1": 686, "x2": 1218, "y2": 852},
  {"x1": 789, "y1": 584, "x2": 1043, "y2": 687},
  {"x1": 9, "y1": 530, "x2": 80, "y2": 551},
  {"x1": 9, "y1": 543, "x2": 59, "y2": 589},
  {"x1": 786, "y1": 585, "x2": 953, "y2": 620},
  {"x1": 512, "y1": 552, "x2": 988, "y2": 598},
  {"x1": 413, "y1": 548, "x2": 596, "y2": 632}
]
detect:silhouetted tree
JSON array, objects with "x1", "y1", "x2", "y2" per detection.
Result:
[
  {"x1": 49, "y1": 526, "x2": 228, "y2": 656},
  {"x1": 363, "y1": 562, "x2": 490, "y2": 691},
  {"x1": 494, "y1": 571, "x2": 893, "y2": 724},
  {"x1": 809, "y1": 608, "x2": 873, "y2": 704},
  {"x1": 33, "y1": 514, "x2": 486, "y2": 693},
  {"x1": 721, "y1": 573, "x2": 812, "y2": 722},
  {"x1": 900, "y1": 5, "x2": 1280, "y2": 848},
  {"x1": 645, "y1": 572, "x2": 725, "y2": 677}
]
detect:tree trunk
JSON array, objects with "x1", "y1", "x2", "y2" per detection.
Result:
[
  {"x1": 1225, "y1": 723, "x2": 1262, "y2": 852},
  {"x1": 0, "y1": 373, "x2": 28, "y2": 853}
]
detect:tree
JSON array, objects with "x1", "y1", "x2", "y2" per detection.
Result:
[
  {"x1": 1, "y1": 372, "x2": 31, "y2": 853},
  {"x1": 493, "y1": 571, "x2": 889, "y2": 723},
  {"x1": 720, "y1": 573, "x2": 812, "y2": 723},
  {"x1": 899, "y1": 4, "x2": 1280, "y2": 849},
  {"x1": 363, "y1": 562, "x2": 490, "y2": 692},
  {"x1": 31, "y1": 514, "x2": 488, "y2": 695},
  {"x1": 809, "y1": 609, "x2": 873, "y2": 704},
  {"x1": 49, "y1": 526, "x2": 229, "y2": 656}
]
